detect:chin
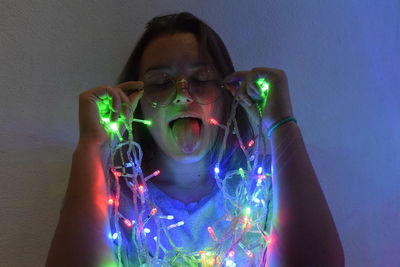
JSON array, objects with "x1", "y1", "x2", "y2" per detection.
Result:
[
  {"x1": 159, "y1": 124, "x2": 215, "y2": 164},
  {"x1": 168, "y1": 147, "x2": 207, "y2": 164}
]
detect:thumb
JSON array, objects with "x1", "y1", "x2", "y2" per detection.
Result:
[
  {"x1": 117, "y1": 81, "x2": 144, "y2": 105},
  {"x1": 224, "y1": 71, "x2": 248, "y2": 96},
  {"x1": 116, "y1": 81, "x2": 144, "y2": 123},
  {"x1": 117, "y1": 81, "x2": 144, "y2": 96}
]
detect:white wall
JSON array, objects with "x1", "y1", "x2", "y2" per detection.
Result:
[{"x1": 1, "y1": 0, "x2": 398, "y2": 266}]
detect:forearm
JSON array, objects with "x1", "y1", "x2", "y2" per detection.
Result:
[
  {"x1": 268, "y1": 122, "x2": 344, "y2": 266},
  {"x1": 46, "y1": 143, "x2": 116, "y2": 267}
]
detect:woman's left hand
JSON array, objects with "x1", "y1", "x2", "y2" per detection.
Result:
[{"x1": 224, "y1": 67, "x2": 294, "y2": 134}]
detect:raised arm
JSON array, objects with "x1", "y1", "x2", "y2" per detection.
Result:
[
  {"x1": 268, "y1": 121, "x2": 344, "y2": 266},
  {"x1": 46, "y1": 82, "x2": 143, "y2": 267},
  {"x1": 225, "y1": 68, "x2": 344, "y2": 266}
]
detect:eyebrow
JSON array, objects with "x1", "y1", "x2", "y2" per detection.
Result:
[{"x1": 144, "y1": 62, "x2": 212, "y2": 75}]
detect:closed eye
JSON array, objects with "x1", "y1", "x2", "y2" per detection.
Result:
[
  {"x1": 144, "y1": 73, "x2": 174, "y2": 89},
  {"x1": 190, "y1": 78, "x2": 219, "y2": 88}
]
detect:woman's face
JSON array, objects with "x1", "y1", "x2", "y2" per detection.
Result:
[{"x1": 139, "y1": 33, "x2": 224, "y2": 163}]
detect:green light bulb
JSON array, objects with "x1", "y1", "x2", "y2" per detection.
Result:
[
  {"x1": 97, "y1": 95, "x2": 113, "y2": 116},
  {"x1": 255, "y1": 78, "x2": 270, "y2": 116},
  {"x1": 132, "y1": 118, "x2": 153, "y2": 126},
  {"x1": 96, "y1": 95, "x2": 119, "y2": 136},
  {"x1": 97, "y1": 95, "x2": 152, "y2": 141},
  {"x1": 143, "y1": 120, "x2": 152, "y2": 126},
  {"x1": 245, "y1": 207, "x2": 251, "y2": 215},
  {"x1": 238, "y1": 168, "x2": 245, "y2": 178},
  {"x1": 256, "y1": 78, "x2": 270, "y2": 95},
  {"x1": 109, "y1": 122, "x2": 119, "y2": 132}
]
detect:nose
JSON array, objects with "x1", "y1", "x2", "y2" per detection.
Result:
[{"x1": 173, "y1": 78, "x2": 193, "y2": 104}]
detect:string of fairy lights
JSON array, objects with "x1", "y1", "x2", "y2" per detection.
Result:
[{"x1": 97, "y1": 78, "x2": 273, "y2": 266}]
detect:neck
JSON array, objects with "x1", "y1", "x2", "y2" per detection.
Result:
[{"x1": 147, "y1": 151, "x2": 215, "y2": 203}]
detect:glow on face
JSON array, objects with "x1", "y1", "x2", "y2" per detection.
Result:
[{"x1": 139, "y1": 33, "x2": 224, "y2": 163}]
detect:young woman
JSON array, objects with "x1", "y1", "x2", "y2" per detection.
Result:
[{"x1": 46, "y1": 12, "x2": 344, "y2": 267}]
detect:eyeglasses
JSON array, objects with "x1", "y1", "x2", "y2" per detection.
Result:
[{"x1": 142, "y1": 71, "x2": 223, "y2": 108}]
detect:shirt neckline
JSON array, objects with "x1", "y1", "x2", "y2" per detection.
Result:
[{"x1": 147, "y1": 181, "x2": 220, "y2": 211}]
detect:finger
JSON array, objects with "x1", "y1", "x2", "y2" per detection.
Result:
[
  {"x1": 117, "y1": 81, "x2": 144, "y2": 97},
  {"x1": 247, "y1": 83, "x2": 263, "y2": 100},
  {"x1": 246, "y1": 72, "x2": 265, "y2": 101},
  {"x1": 238, "y1": 94, "x2": 253, "y2": 107},
  {"x1": 251, "y1": 67, "x2": 284, "y2": 82},
  {"x1": 128, "y1": 89, "x2": 143, "y2": 113},
  {"x1": 224, "y1": 71, "x2": 257, "y2": 107},
  {"x1": 238, "y1": 95, "x2": 262, "y2": 127},
  {"x1": 114, "y1": 87, "x2": 132, "y2": 121},
  {"x1": 224, "y1": 71, "x2": 249, "y2": 83},
  {"x1": 92, "y1": 86, "x2": 120, "y2": 117},
  {"x1": 117, "y1": 81, "x2": 144, "y2": 110},
  {"x1": 107, "y1": 87, "x2": 122, "y2": 122},
  {"x1": 227, "y1": 71, "x2": 266, "y2": 126},
  {"x1": 112, "y1": 88, "x2": 133, "y2": 135},
  {"x1": 223, "y1": 71, "x2": 249, "y2": 96},
  {"x1": 250, "y1": 67, "x2": 287, "y2": 93}
]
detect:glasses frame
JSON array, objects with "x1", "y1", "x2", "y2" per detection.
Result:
[{"x1": 142, "y1": 73, "x2": 225, "y2": 109}]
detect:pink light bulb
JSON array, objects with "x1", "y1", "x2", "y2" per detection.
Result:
[
  {"x1": 209, "y1": 118, "x2": 219, "y2": 125},
  {"x1": 248, "y1": 140, "x2": 255, "y2": 147},
  {"x1": 138, "y1": 185, "x2": 144, "y2": 193},
  {"x1": 150, "y1": 208, "x2": 158, "y2": 216},
  {"x1": 124, "y1": 219, "x2": 132, "y2": 227}
]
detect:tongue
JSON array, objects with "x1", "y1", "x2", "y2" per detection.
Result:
[{"x1": 171, "y1": 118, "x2": 201, "y2": 153}]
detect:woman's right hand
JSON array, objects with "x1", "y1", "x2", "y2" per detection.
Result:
[{"x1": 77, "y1": 81, "x2": 144, "y2": 147}]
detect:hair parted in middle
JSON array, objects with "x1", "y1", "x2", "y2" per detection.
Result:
[{"x1": 117, "y1": 12, "x2": 254, "y2": 173}]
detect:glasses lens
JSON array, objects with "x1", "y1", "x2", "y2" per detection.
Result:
[
  {"x1": 143, "y1": 73, "x2": 176, "y2": 108},
  {"x1": 188, "y1": 68, "x2": 222, "y2": 105},
  {"x1": 189, "y1": 79, "x2": 222, "y2": 105},
  {"x1": 142, "y1": 70, "x2": 223, "y2": 107}
]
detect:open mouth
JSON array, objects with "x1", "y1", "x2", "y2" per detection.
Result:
[
  {"x1": 169, "y1": 117, "x2": 203, "y2": 128},
  {"x1": 169, "y1": 117, "x2": 203, "y2": 154}
]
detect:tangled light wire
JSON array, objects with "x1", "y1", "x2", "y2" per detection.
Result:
[{"x1": 97, "y1": 78, "x2": 274, "y2": 266}]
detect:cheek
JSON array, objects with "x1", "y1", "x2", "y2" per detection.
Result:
[
  {"x1": 210, "y1": 98, "x2": 226, "y2": 122},
  {"x1": 204, "y1": 100, "x2": 225, "y2": 142},
  {"x1": 140, "y1": 104, "x2": 164, "y2": 136},
  {"x1": 140, "y1": 102, "x2": 157, "y2": 123}
]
